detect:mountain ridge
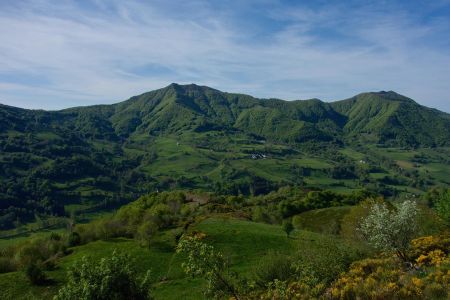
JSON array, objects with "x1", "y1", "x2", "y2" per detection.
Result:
[
  {"x1": 2, "y1": 83, "x2": 448, "y2": 146},
  {"x1": 0, "y1": 84, "x2": 429, "y2": 111}
]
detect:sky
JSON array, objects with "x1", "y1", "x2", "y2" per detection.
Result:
[{"x1": 0, "y1": 0, "x2": 450, "y2": 112}]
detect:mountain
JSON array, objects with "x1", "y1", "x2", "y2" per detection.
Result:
[
  {"x1": 0, "y1": 84, "x2": 449, "y2": 228},
  {"x1": 331, "y1": 91, "x2": 450, "y2": 147},
  {"x1": 2, "y1": 84, "x2": 449, "y2": 146}
]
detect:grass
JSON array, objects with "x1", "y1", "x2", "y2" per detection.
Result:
[
  {"x1": 0, "y1": 228, "x2": 67, "y2": 249},
  {"x1": 420, "y1": 162, "x2": 450, "y2": 184},
  {"x1": 339, "y1": 148, "x2": 366, "y2": 161},
  {"x1": 0, "y1": 215, "x2": 367, "y2": 300},
  {"x1": 292, "y1": 206, "x2": 353, "y2": 235}
]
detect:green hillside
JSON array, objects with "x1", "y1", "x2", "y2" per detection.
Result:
[
  {"x1": 0, "y1": 216, "x2": 367, "y2": 300},
  {"x1": 1, "y1": 188, "x2": 447, "y2": 299},
  {"x1": 332, "y1": 91, "x2": 450, "y2": 146},
  {"x1": 0, "y1": 84, "x2": 449, "y2": 229}
]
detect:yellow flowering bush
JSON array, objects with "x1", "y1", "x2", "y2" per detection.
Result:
[
  {"x1": 416, "y1": 249, "x2": 447, "y2": 266},
  {"x1": 328, "y1": 235, "x2": 450, "y2": 300},
  {"x1": 254, "y1": 235, "x2": 450, "y2": 299},
  {"x1": 409, "y1": 235, "x2": 450, "y2": 260}
]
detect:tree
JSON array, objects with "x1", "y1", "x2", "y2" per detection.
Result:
[
  {"x1": 359, "y1": 200, "x2": 418, "y2": 261},
  {"x1": 135, "y1": 219, "x2": 157, "y2": 247},
  {"x1": 282, "y1": 220, "x2": 294, "y2": 238},
  {"x1": 433, "y1": 189, "x2": 450, "y2": 225},
  {"x1": 54, "y1": 250, "x2": 152, "y2": 300},
  {"x1": 176, "y1": 236, "x2": 241, "y2": 300},
  {"x1": 424, "y1": 188, "x2": 450, "y2": 227}
]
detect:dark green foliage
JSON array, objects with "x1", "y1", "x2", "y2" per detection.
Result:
[
  {"x1": 25, "y1": 263, "x2": 47, "y2": 285},
  {"x1": 425, "y1": 188, "x2": 450, "y2": 224},
  {"x1": 67, "y1": 232, "x2": 81, "y2": 247},
  {"x1": 55, "y1": 250, "x2": 152, "y2": 300},
  {"x1": 295, "y1": 237, "x2": 365, "y2": 286},
  {"x1": 252, "y1": 187, "x2": 375, "y2": 220}
]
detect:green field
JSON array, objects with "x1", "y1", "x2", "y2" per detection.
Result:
[{"x1": 0, "y1": 216, "x2": 367, "y2": 300}]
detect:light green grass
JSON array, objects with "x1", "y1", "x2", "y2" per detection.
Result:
[{"x1": 0, "y1": 216, "x2": 366, "y2": 300}]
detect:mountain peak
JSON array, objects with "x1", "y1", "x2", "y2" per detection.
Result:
[
  {"x1": 166, "y1": 82, "x2": 214, "y2": 91},
  {"x1": 357, "y1": 91, "x2": 416, "y2": 103}
]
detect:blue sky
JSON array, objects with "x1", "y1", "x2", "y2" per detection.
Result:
[{"x1": 0, "y1": 0, "x2": 449, "y2": 112}]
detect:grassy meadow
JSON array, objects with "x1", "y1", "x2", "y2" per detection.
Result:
[{"x1": 0, "y1": 215, "x2": 367, "y2": 300}]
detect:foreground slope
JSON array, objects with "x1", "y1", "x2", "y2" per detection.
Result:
[{"x1": 0, "y1": 216, "x2": 366, "y2": 300}]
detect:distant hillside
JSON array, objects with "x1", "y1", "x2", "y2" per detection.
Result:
[
  {"x1": 2, "y1": 84, "x2": 449, "y2": 146},
  {"x1": 332, "y1": 91, "x2": 450, "y2": 147},
  {"x1": 0, "y1": 84, "x2": 449, "y2": 228}
]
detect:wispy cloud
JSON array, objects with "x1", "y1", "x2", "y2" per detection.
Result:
[{"x1": 0, "y1": 0, "x2": 449, "y2": 112}]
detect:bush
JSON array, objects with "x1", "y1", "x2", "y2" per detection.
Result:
[
  {"x1": 295, "y1": 240, "x2": 365, "y2": 286},
  {"x1": 253, "y1": 251, "x2": 295, "y2": 287},
  {"x1": 135, "y1": 219, "x2": 157, "y2": 246},
  {"x1": 176, "y1": 235, "x2": 241, "y2": 299},
  {"x1": 55, "y1": 250, "x2": 152, "y2": 300},
  {"x1": 25, "y1": 263, "x2": 47, "y2": 285},
  {"x1": 425, "y1": 188, "x2": 450, "y2": 224},
  {"x1": 67, "y1": 232, "x2": 81, "y2": 247},
  {"x1": 329, "y1": 234, "x2": 450, "y2": 300}
]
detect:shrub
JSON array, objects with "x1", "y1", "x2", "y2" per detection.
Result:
[
  {"x1": 67, "y1": 232, "x2": 81, "y2": 247},
  {"x1": 25, "y1": 263, "x2": 47, "y2": 285},
  {"x1": 135, "y1": 219, "x2": 158, "y2": 246},
  {"x1": 55, "y1": 250, "x2": 152, "y2": 300},
  {"x1": 253, "y1": 251, "x2": 295, "y2": 287},
  {"x1": 425, "y1": 188, "x2": 450, "y2": 224},
  {"x1": 295, "y1": 240, "x2": 364, "y2": 286},
  {"x1": 329, "y1": 234, "x2": 450, "y2": 300},
  {"x1": 176, "y1": 235, "x2": 241, "y2": 300},
  {"x1": 15, "y1": 237, "x2": 66, "y2": 267}
]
